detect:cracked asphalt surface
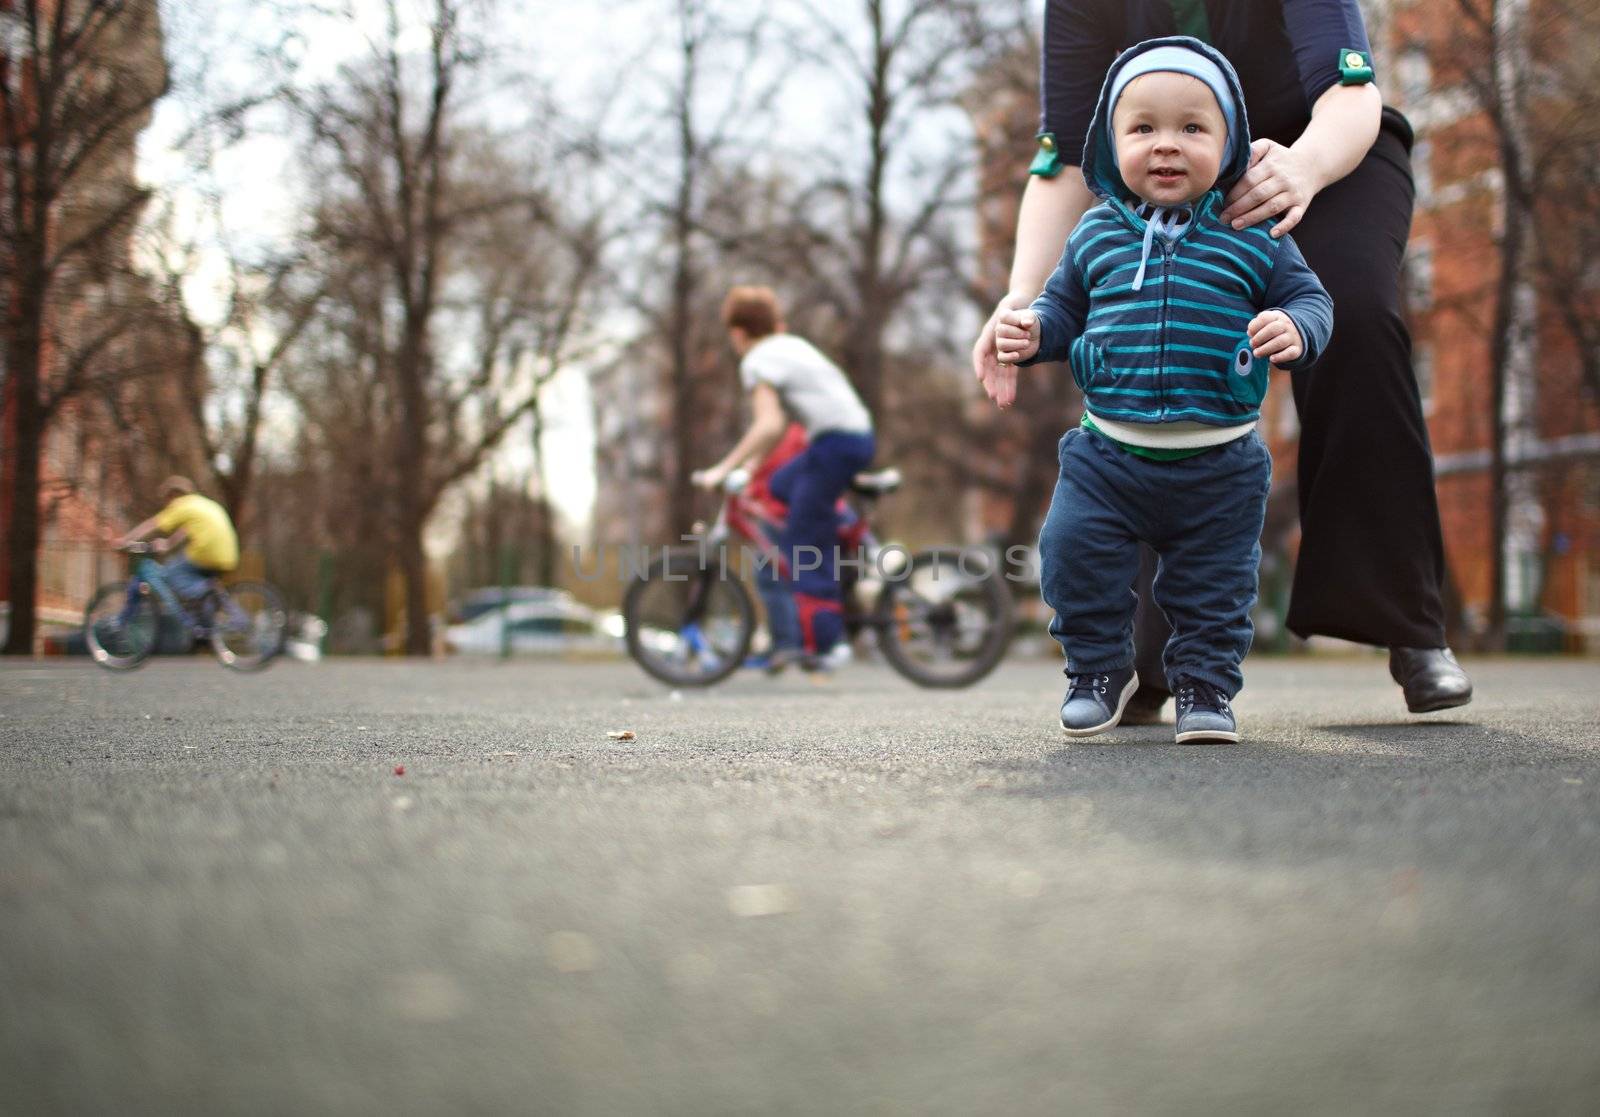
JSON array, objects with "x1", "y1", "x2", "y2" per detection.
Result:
[{"x1": 2, "y1": 655, "x2": 1599, "y2": 1114}]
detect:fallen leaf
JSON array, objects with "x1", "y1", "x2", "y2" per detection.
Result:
[{"x1": 607, "y1": 730, "x2": 636, "y2": 741}]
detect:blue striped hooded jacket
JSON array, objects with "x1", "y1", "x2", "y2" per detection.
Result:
[{"x1": 1022, "y1": 36, "x2": 1333, "y2": 427}]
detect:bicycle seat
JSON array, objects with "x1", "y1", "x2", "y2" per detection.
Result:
[{"x1": 850, "y1": 467, "x2": 902, "y2": 496}]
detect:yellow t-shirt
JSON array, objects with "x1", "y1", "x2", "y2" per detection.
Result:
[{"x1": 154, "y1": 494, "x2": 239, "y2": 572}]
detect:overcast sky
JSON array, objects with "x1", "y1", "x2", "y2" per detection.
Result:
[{"x1": 138, "y1": 0, "x2": 644, "y2": 534}]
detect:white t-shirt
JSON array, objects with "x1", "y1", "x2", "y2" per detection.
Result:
[{"x1": 739, "y1": 334, "x2": 872, "y2": 436}]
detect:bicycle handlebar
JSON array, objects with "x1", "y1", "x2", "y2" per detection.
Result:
[{"x1": 689, "y1": 468, "x2": 751, "y2": 495}]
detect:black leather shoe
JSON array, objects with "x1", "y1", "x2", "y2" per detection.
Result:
[{"x1": 1389, "y1": 647, "x2": 1473, "y2": 713}]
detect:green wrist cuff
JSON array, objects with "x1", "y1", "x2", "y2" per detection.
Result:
[
  {"x1": 1337, "y1": 48, "x2": 1374, "y2": 85},
  {"x1": 1029, "y1": 132, "x2": 1064, "y2": 177}
]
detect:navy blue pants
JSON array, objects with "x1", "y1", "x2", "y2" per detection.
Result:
[
  {"x1": 754, "y1": 558, "x2": 801, "y2": 653},
  {"x1": 1038, "y1": 427, "x2": 1271, "y2": 697},
  {"x1": 768, "y1": 430, "x2": 875, "y2": 653}
]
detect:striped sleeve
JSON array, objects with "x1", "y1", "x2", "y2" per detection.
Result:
[
  {"x1": 1262, "y1": 233, "x2": 1334, "y2": 370},
  {"x1": 1020, "y1": 225, "x2": 1093, "y2": 367}
]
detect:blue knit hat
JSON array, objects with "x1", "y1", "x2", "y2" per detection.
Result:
[{"x1": 1106, "y1": 43, "x2": 1239, "y2": 168}]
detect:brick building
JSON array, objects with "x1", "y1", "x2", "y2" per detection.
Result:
[
  {"x1": 1382, "y1": 0, "x2": 1600, "y2": 646},
  {"x1": 0, "y1": 0, "x2": 175, "y2": 643}
]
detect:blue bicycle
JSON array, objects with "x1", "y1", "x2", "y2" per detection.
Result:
[{"x1": 82, "y1": 543, "x2": 288, "y2": 671}]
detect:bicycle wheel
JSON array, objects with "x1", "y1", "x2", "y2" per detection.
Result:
[
  {"x1": 210, "y1": 580, "x2": 288, "y2": 671},
  {"x1": 624, "y1": 548, "x2": 755, "y2": 686},
  {"x1": 83, "y1": 582, "x2": 161, "y2": 670},
  {"x1": 876, "y1": 547, "x2": 1014, "y2": 688}
]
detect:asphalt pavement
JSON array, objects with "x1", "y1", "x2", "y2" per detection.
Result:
[{"x1": 2, "y1": 654, "x2": 1598, "y2": 1115}]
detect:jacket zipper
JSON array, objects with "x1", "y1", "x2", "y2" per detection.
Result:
[{"x1": 1158, "y1": 240, "x2": 1173, "y2": 418}]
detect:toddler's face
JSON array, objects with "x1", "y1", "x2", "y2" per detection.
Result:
[{"x1": 1111, "y1": 71, "x2": 1227, "y2": 206}]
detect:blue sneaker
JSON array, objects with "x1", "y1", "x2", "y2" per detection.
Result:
[
  {"x1": 1059, "y1": 665, "x2": 1139, "y2": 737},
  {"x1": 1174, "y1": 678, "x2": 1239, "y2": 744}
]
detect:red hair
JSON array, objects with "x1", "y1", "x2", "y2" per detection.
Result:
[{"x1": 720, "y1": 286, "x2": 783, "y2": 338}]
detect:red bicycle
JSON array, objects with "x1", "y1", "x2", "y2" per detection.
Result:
[{"x1": 622, "y1": 466, "x2": 1014, "y2": 687}]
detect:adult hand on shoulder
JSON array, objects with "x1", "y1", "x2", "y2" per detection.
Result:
[
  {"x1": 974, "y1": 292, "x2": 1032, "y2": 409},
  {"x1": 1220, "y1": 139, "x2": 1318, "y2": 238}
]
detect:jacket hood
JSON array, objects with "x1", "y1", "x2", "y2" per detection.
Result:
[{"x1": 1081, "y1": 36, "x2": 1253, "y2": 204}]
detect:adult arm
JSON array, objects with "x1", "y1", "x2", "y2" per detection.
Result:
[
  {"x1": 1218, "y1": 82, "x2": 1382, "y2": 236},
  {"x1": 1221, "y1": 0, "x2": 1384, "y2": 235},
  {"x1": 1008, "y1": 171, "x2": 1100, "y2": 316},
  {"x1": 974, "y1": 171, "x2": 1098, "y2": 406},
  {"x1": 973, "y1": 0, "x2": 1111, "y2": 396},
  {"x1": 695, "y1": 382, "x2": 788, "y2": 489}
]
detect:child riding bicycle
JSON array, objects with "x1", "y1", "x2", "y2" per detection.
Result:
[
  {"x1": 694, "y1": 287, "x2": 875, "y2": 670},
  {"x1": 109, "y1": 475, "x2": 239, "y2": 607}
]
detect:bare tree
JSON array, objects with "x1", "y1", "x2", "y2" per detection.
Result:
[
  {"x1": 783, "y1": 0, "x2": 988, "y2": 422},
  {"x1": 1, "y1": 0, "x2": 169, "y2": 653},
  {"x1": 1444, "y1": 0, "x2": 1582, "y2": 646},
  {"x1": 282, "y1": 0, "x2": 606, "y2": 653},
  {"x1": 447, "y1": 472, "x2": 556, "y2": 593},
  {"x1": 600, "y1": 1, "x2": 1036, "y2": 547},
  {"x1": 623, "y1": 0, "x2": 777, "y2": 536},
  {"x1": 1526, "y1": 0, "x2": 1600, "y2": 409},
  {"x1": 143, "y1": 194, "x2": 328, "y2": 535}
]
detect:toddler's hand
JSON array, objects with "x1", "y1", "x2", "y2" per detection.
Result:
[
  {"x1": 975, "y1": 292, "x2": 1031, "y2": 409},
  {"x1": 995, "y1": 308, "x2": 1040, "y2": 366},
  {"x1": 1248, "y1": 309, "x2": 1303, "y2": 366}
]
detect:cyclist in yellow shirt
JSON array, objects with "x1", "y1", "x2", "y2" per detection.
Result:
[{"x1": 111, "y1": 476, "x2": 239, "y2": 602}]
